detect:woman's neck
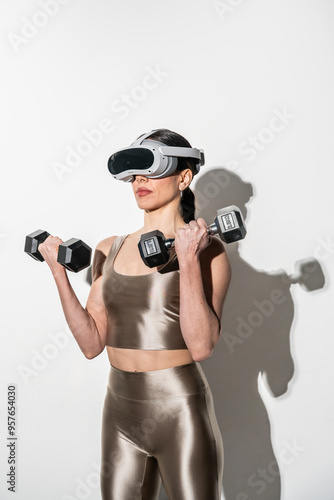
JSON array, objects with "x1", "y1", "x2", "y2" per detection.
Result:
[{"x1": 141, "y1": 203, "x2": 185, "y2": 238}]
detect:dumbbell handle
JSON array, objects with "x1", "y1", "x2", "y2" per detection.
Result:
[{"x1": 164, "y1": 224, "x2": 218, "y2": 249}]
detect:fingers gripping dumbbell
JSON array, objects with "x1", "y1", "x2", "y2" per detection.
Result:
[
  {"x1": 24, "y1": 229, "x2": 92, "y2": 273},
  {"x1": 138, "y1": 205, "x2": 247, "y2": 268}
]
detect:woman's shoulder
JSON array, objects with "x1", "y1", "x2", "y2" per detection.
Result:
[
  {"x1": 95, "y1": 235, "x2": 119, "y2": 257},
  {"x1": 96, "y1": 231, "x2": 140, "y2": 256},
  {"x1": 91, "y1": 236, "x2": 120, "y2": 283}
]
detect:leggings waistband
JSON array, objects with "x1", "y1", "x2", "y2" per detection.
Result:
[{"x1": 107, "y1": 362, "x2": 209, "y2": 400}]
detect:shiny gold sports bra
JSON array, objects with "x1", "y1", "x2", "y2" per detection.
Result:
[{"x1": 91, "y1": 234, "x2": 187, "y2": 350}]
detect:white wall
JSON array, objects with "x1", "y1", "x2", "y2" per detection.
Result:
[{"x1": 0, "y1": 1, "x2": 333, "y2": 499}]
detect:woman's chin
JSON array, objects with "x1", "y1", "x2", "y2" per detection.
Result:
[{"x1": 135, "y1": 196, "x2": 157, "y2": 209}]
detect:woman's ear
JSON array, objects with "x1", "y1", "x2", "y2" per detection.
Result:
[{"x1": 179, "y1": 169, "x2": 193, "y2": 191}]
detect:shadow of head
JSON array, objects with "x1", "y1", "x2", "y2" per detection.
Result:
[
  {"x1": 194, "y1": 167, "x2": 325, "y2": 294},
  {"x1": 193, "y1": 167, "x2": 253, "y2": 224}
]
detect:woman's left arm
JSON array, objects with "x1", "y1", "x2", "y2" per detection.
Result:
[{"x1": 176, "y1": 218, "x2": 231, "y2": 361}]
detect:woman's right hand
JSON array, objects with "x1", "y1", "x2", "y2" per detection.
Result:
[{"x1": 38, "y1": 235, "x2": 66, "y2": 277}]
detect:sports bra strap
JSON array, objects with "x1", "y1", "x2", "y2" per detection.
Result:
[{"x1": 108, "y1": 234, "x2": 129, "y2": 266}]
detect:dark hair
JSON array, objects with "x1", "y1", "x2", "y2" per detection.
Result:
[{"x1": 138, "y1": 128, "x2": 197, "y2": 223}]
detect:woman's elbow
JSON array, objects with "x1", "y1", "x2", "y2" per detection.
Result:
[
  {"x1": 190, "y1": 330, "x2": 220, "y2": 362},
  {"x1": 84, "y1": 351, "x2": 96, "y2": 360},
  {"x1": 191, "y1": 343, "x2": 215, "y2": 362},
  {"x1": 83, "y1": 346, "x2": 104, "y2": 360}
]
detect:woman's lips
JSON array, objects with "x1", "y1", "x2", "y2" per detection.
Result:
[{"x1": 137, "y1": 189, "x2": 152, "y2": 196}]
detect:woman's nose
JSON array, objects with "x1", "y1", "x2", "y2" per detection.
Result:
[{"x1": 134, "y1": 175, "x2": 148, "y2": 182}]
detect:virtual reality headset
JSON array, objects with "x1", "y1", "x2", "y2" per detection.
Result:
[{"x1": 107, "y1": 130, "x2": 205, "y2": 182}]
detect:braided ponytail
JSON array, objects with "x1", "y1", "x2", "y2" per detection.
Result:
[{"x1": 180, "y1": 186, "x2": 196, "y2": 223}]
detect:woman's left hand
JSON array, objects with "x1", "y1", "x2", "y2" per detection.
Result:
[{"x1": 175, "y1": 218, "x2": 211, "y2": 263}]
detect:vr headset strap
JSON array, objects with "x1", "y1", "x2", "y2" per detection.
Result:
[
  {"x1": 131, "y1": 130, "x2": 204, "y2": 170},
  {"x1": 131, "y1": 129, "x2": 160, "y2": 146}
]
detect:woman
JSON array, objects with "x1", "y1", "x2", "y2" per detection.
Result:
[{"x1": 39, "y1": 128, "x2": 231, "y2": 499}]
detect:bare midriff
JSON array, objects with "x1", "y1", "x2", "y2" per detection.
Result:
[{"x1": 106, "y1": 346, "x2": 194, "y2": 372}]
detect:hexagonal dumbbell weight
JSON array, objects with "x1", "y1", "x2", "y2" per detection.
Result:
[
  {"x1": 24, "y1": 229, "x2": 92, "y2": 273},
  {"x1": 138, "y1": 205, "x2": 246, "y2": 268}
]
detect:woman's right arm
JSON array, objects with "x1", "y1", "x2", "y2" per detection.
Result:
[{"x1": 38, "y1": 236, "x2": 115, "y2": 359}]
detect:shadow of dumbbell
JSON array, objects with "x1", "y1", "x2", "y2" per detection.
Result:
[{"x1": 283, "y1": 258, "x2": 325, "y2": 291}]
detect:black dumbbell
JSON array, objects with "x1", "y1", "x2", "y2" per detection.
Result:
[
  {"x1": 24, "y1": 229, "x2": 92, "y2": 273},
  {"x1": 138, "y1": 205, "x2": 246, "y2": 268}
]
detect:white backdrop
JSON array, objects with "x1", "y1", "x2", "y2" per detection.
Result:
[{"x1": 1, "y1": 1, "x2": 333, "y2": 499}]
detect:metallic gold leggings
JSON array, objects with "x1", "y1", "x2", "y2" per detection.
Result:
[{"x1": 100, "y1": 362, "x2": 223, "y2": 500}]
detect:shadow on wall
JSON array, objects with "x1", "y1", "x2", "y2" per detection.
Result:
[{"x1": 183, "y1": 168, "x2": 323, "y2": 500}]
